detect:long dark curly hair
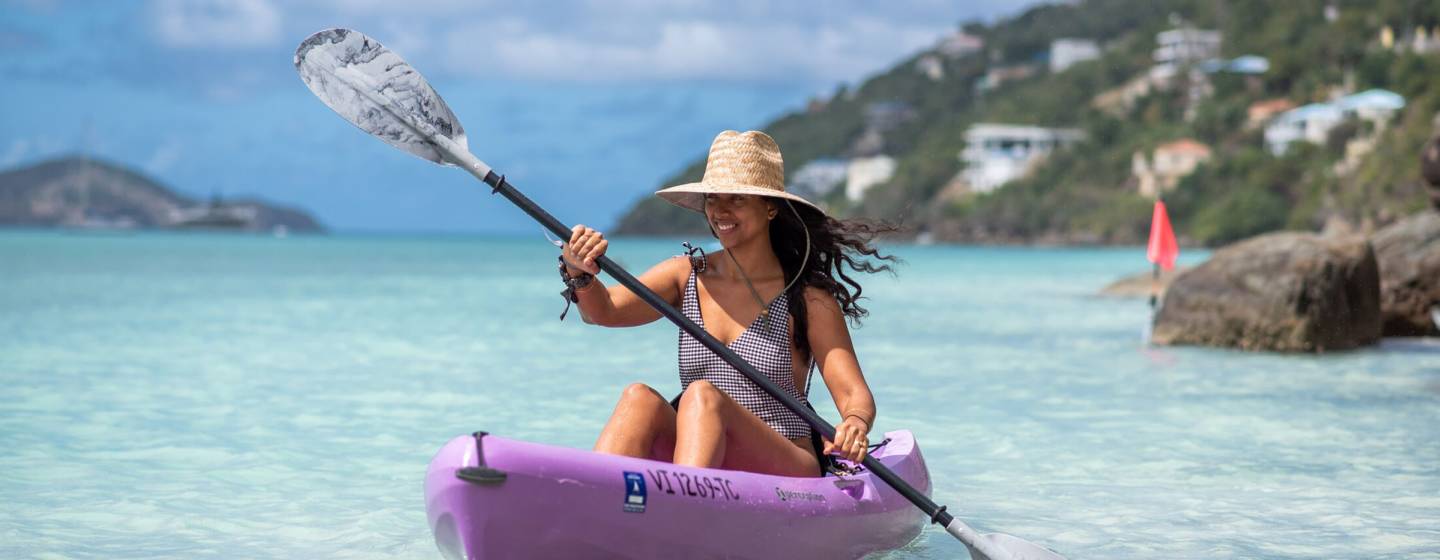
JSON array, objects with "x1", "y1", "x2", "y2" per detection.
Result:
[{"x1": 767, "y1": 201, "x2": 899, "y2": 359}]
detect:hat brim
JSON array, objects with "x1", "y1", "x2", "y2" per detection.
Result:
[{"x1": 656, "y1": 182, "x2": 825, "y2": 216}]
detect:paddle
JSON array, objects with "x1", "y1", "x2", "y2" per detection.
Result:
[{"x1": 294, "y1": 28, "x2": 1063, "y2": 560}]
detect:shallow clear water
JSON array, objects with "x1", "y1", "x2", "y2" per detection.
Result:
[{"x1": 1, "y1": 232, "x2": 1437, "y2": 559}]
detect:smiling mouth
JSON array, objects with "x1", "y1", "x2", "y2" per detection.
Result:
[{"x1": 714, "y1": 221, "x2": 738, "y2": 233}]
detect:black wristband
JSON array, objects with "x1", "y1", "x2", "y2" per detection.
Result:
[
  {"x1": 557, "y1": 256, "x2": 595, "y2": 320},
  {"x1": 558, "y1": 256, "x2": 595, "y2": 294}
]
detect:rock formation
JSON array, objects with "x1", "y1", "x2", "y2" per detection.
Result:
[
  {"x1": 1152, "y1": 232, "x2": 1381, "y2": 352},
  {"x1": 1424, "y1": 134, "x2": 1440, "y2": 210},
  {"x1": 1371, "y1": 211, "x2": 1440, "y2": 336}
]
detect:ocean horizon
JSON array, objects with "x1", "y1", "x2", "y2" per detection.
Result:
[{"x1": 1, "y1": 231, "x2": 1437, "y2": 558}]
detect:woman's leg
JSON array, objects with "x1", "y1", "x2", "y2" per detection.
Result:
[
  {"x1": 673, "y1": 380, "x2": 819, "y2": 477},
  {"x1": 594, "y1": 383, "x2": 677, "y2": 461}
]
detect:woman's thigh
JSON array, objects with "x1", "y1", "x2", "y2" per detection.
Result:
[{"x1": 678, "y1": 382, "x2": 819, "y2": 477}]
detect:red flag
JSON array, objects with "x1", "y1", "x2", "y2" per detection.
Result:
[{"x1": 1147, "y1": 200, "x2": 1178, "y2": 271}]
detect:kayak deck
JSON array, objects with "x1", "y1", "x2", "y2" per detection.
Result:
[{"x1": 425, "y1": 430, "x2": 931, "y2": 559}]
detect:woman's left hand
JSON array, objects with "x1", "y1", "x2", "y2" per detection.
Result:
[{"x1": 823, "y1": 416, "x2": 871, "y2": 464}]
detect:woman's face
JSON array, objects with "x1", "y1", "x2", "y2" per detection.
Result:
[{"x1": 703, "y1": 193, "x2": 775, "y2": 247}]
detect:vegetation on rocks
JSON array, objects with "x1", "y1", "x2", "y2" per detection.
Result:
[{"x1": 615, "y1": 0, "x2": 1440, "y2": 247}]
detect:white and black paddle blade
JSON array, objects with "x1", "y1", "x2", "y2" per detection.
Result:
[
  {"x1": 983, "y1": 533, "x2": 1065, "y2": 560},
  {"x1": 947, "y1": 519, "x2": 1066, "y2": 560},
  {"x1": 294, "y1": 28, "x2": 467, "y2": 166}
]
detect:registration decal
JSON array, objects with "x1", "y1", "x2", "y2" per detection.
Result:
[
  {"x1": 645, "y1": 468, "x2": 740, "y2": 501},
  {"x1": 623, "y1": 471, "x2": 647, "y2": 513}
]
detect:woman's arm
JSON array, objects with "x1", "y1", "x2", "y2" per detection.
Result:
[
  {"x1": 804, "y1": 286, "x2": 877, "y2": 463},
  {"x1": 563, "y1": 225, "x2": 686, "y2": 327}
]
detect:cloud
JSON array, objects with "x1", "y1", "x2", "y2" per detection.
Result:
[
  {"x1": 149, "y1": 0, "x2": 281, "y2": 49},
  {"x1": 6, "y1": 0, "x2": 1043, "y2": 100},
  {"x1": 372, "y1": 20, "x2": 433, "y2": 61},
  {"x1": 309, "y1": 0, "x2": 486, "y2": 15},
  {"x1": 440, "y1": 16, "x2": 953, "y2": 84}
]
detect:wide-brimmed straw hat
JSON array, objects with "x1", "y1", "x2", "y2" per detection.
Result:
[{"x1": 655, "y1": 130, "x2": 824, "y2": 215}]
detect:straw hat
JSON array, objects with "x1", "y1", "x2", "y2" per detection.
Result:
[{"x1": 656, "y1": 130, "x2": 824, "y2": 215}]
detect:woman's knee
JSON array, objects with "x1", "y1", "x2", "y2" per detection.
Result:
[
  {"x1": 679, "y1": 380, "x2": 724, "y2": 412},
  {"x1": 617, "y1": 382, "x2": 672, "y2": 420},
  {"x1": 620, "y1": 382, "x2": 665, "y2": 406}
]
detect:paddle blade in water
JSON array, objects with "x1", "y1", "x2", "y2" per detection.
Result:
[
  {"x1": 294, "y1": 28, "x2": 467, "y2": 166},
  {"x1": 946, "y1": 518, "x2": 1066, "y2": 560},
  {"x1": 984, "y1": 533, "x2": 1066, "y2": 560}
]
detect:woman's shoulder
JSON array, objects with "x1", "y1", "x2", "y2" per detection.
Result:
[
  {"x1": 638, "y1": 254, "x2": 695, "y2": 289},
  {"x1": 802, "y1": 285, "x2": 841, "y2": 313},
  {"x1": 654, "y1": 254, "x2": 695, "y2": 281}
]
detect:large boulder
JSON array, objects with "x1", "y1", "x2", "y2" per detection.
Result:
[
  {"x1": 1424, "y1": 134, "x2": 1440, "y2": 209},
  {"x1": 1372, "y1": 211, "x2": 1440, "y2": 336},
  {"x1": 1152, "y1": 232, "x2": 1381, "y2": 352}
]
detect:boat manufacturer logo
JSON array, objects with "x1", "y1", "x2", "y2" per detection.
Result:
[
  {"x1": 774, "y1": 488, "x2": 826, "y2": 502},
  {"x1": 623, "y1": 471, "x2": 647, "y2": 513}
]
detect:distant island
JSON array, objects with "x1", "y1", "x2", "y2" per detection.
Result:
[{"x1": 0, "y1": 156, "x2": 324, "y2": 234}]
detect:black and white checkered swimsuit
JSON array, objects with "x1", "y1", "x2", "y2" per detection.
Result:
[{"x1": 678, "y1": 269, "x2": 813, "y2": 440}]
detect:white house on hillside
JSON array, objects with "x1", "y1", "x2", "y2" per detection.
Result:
[
  {"x1": 789, "y1": 159, "x2": 848, "y2": 200},
  {"x1": 936, "y1": 31, "x2": 983, "y2": 58},
  {"x1": 1151, "y1": 27, "x2": 1221, "y2": 82},
  {"x1": 1247, "y1": 98, "x2": 1297, "y2": 129},
  {"x1": 960, "y1": 124, "x2": 1084, "y2": 193},
  {"x1": 1264, "y1": 89, "x2": 1405, "y2": 155},
  {"x1": 846, "y1": 156, "x2": 896, "y2": 202},
  {"x1": 1265, "y1": 103, "x2": 1344, "y2": 155},
  {"x1": 1050, "y1": 38, "x2": 1100, "y2": 73},
  {"x1": 975, "y1": 65, "x2": 1036, "y2": 93},
  {"x1": 1336, "y1": 89, "x2": 1406, "y2": 121},
  {"x1": 1133, "y1": 139, "x2": 1212, "y2": 198},
  {"x1": 916, "y1": 55, "x2": 944, "y2": 81}
]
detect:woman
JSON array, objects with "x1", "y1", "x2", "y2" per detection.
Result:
[{"x1": 559, "y1": 130, "x2": 896, "y2": 477}]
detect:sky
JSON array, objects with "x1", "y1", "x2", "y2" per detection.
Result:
[{"x1": 0, "y1": 0, "x2": 1044, "y2": 233}]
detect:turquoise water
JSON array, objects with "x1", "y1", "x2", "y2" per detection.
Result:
[{"x1": 1, "y1": 231, "x2": 1437, "y2": 559}]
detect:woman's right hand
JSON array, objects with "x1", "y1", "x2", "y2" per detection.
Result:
[{"x1": 563, "y1": 224, "x2": 606, "y2": 276}]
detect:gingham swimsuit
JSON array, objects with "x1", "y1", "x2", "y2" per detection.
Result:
[{"x1": 678, "y1": 269, "x2": 813, "y2": 440}]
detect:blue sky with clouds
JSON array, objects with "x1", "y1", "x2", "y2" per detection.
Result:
[{"x1": 1, "y1": 0, "x2": 1041, "y2": 233}]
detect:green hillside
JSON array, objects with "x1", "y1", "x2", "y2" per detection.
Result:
[{"x1": 613, "y1": 0, "x2": 1440, "y2": 246}]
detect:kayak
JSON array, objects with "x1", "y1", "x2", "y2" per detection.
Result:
[{"x1": 424, "y1": 430, "x2": 931, "y2": 559}]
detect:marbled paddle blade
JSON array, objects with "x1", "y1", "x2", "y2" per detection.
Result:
[
  {"x1": 294, "y1": 28, "x2": 467, "y2": 166},
  {"x1": 984, "y1": 533, "x2": 1066, "y2": 560}
]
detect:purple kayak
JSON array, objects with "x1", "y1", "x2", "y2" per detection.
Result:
[{"x1": 424, "y1": 430, "x2": 931, "y2": 559}]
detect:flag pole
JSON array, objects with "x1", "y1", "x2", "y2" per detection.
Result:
[
  {"x1": 1145, "y1": 196, "x2": 1178, "y2": 343},
  {"x1": 1150, "y1": 194, "x2": 1161, "y2": 316}
]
